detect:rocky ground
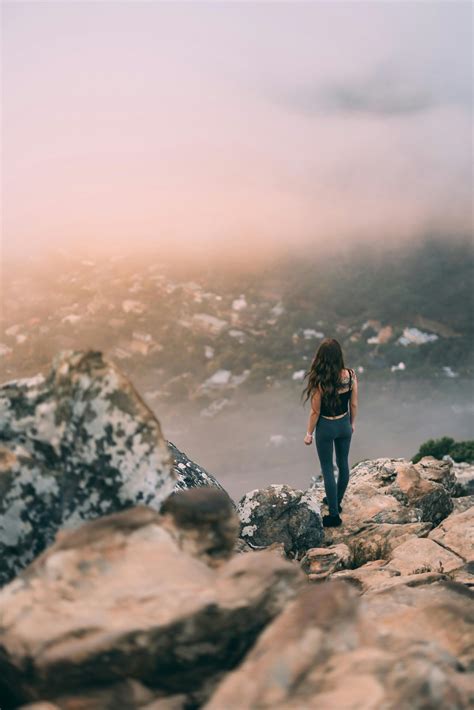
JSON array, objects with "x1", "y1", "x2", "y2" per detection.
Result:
[{"x1": 0, "y1": 350, "x2": 473, "y2": 709}]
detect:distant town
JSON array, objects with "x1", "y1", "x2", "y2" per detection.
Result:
[{"x1": 1, "y1": 238, "x2": 472, "y2": 419}]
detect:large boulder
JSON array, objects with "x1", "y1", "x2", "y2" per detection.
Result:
[
  {"x1": 321, "y1": 457, "x2": 453, "y2": 547},
  {"x1": 0, "y1": 350, "x2": 234, "y2": 588},
  {"x1": 205, "y1": 580, "x2": 474, "y2": 709},
  {"x1": 413, "y1": 455, "x2": 458, "y2": 495},
  {"x1": 0, "y1": 493, "x2": 304, "y2": 708},
  {"x1": 414, "y1": 455, "x2": 474, "y2": 496},
  {"x1": 352, "y1": 458, "x2": 453, "y2": 525},
  {"x1": 393, "y1": 460, "x2": 453, "y2": 524},
  {"x1": 0, "y1": 350, "x2": 175, "y2": 587},
  {"x1": 237, "y1": 484, "x2": 324, "y2": 556}
]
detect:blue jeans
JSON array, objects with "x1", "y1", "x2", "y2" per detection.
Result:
[{"x1": 314, "y1": 412, "x2": 352, "y2": 516}]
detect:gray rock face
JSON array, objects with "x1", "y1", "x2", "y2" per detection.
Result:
[
  {"x1": 168, "y1": 440, "x2": 236, "y2": 509},
  {"x1": 238, "y1": 484, "x2": 324, "y2": 555},
  {"x1": 0, "y1": 350, "x2": 178, "y2": 587}
]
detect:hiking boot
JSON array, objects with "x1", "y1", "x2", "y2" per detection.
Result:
[
  {"x1": 322, "y1": 496, "x2": 342, "y2": 513},
  {"x1": 323, "y1": 514, "x2": 342, "y2": 528}
]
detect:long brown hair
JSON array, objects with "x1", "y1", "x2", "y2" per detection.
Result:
[{"x1": 300, "y1": 338, "x2": 347, "y2": 413}]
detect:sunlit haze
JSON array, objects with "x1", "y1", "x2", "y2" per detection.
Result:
[{"x1": 2, "y1": 1, "x2": 472, "y2": 266}]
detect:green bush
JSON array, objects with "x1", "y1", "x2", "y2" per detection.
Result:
[
  {"x1": 412, "y1": 436, "x2": 474, "y2": 464},
  {"x1": 450, "y1": 440, "x2": 474, "y2": 463}
]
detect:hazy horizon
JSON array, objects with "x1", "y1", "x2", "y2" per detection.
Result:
[{"x1": 2, "y1": 1, "x2": 472, "y2": 265}]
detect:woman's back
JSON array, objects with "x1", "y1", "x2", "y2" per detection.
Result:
[{"x1": 320, "y1": 368, "x2": 353, "y2": 416}]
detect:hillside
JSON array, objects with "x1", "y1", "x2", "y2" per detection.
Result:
[{"x1": 1, "y1": 237, "x2": 472, "y2": 413}]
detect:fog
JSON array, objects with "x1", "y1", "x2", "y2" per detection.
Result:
[
  {"x1": 2, "y1": 1, "x2": 472, "y2": 263},
  {"x1": 149, "y1": 378, "x2": 474, "y2": 502},
  {"x1": 2, "y1": 2, "x2": 472, "y2": 501},
  {"x1": 2, "y1": 237, "x2": 473, "y2": 502}
]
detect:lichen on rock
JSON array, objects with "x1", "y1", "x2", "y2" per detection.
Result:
[
  {"x1": 237, "y1": 484, "x2": 324, "y2": 555},
  {"x1": 0, "y1": 350, "x2": 178, "y2": 586}
]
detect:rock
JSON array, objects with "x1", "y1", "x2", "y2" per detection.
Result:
[
  {"x1": 452, "y1": 495, "x2": 474, "y2": 513},
  {"x1": 450, "y1": 562, "x2": 474, "y2": 589},
  {"x1": 0, "y1": 350, "x2": 175, "y2": 587},
  {"x1": 428, "y1": 507, "x2": 474, "y2": 562},
  {"x1": 323, "y1": 458, "x2": 453, "y2": 547},
  {"x1": 160, "y1": 488, "x2": 240, "y2": 566},
  {"x1": 332, "y1": 562, "x2": 447, "y2": 594},
  {"x1": 141, "y1": 696, "x2": 188, "y2": 710},
  {"x1": 0, "y1": 502, "x2": 304, "y2": 707},
  {"x1": 232, "y1": 537, "x2": 254, "y2": 554},
  {"x1": 205, "y1": 582, "x2": 361, "y2": 709},
  {"x1": 414, "y1": 455, "x2": 458, "y2": 495},
  {"x1": 301, "y1": 543, "x2": 351, "y2": 580},
  {"x1": 18, "y1": 679, "x2": 159, "y2": 710},
  {"x1": 237, "y1": 485, "x2": 323, "y2": 556},
  {"x1": 451, "y1": 460, "x2": 474, "y2": 496},
  {"x1": 361, "y1": 582, "x2": 474, "y2": 670},
  {"x1": 205, "y1": 581, "x2": 473, "y2": 709},
  {"x1": 168, "y1": 441, "x2": 236, "y2": 508},
  {"x1": 326, "y1": 513, "x2": 472, "y2": 591},
  {"x1": 385, "y1": 537, "x2": 464, "y2": 576},
  {"x1": 344, "y1": 522, "x2": 433, "y2": 567},
  {"x1": 390, "y1": 461, "x2": 453, "y2": 525},
  {"x1": 330, "y1": 559, "x2": 399, "y2": 592}
]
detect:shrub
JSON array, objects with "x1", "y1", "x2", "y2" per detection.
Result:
[
  {"x1": 450, "y1": 440, "x2": 474, "y2": 463},
  {"x1": 412, "y1": 437, "x2": 474, "y2": 464}
]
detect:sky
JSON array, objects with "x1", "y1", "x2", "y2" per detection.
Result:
[{"x1": 1, "y1": 1, "x2": 473, "y2": 263}]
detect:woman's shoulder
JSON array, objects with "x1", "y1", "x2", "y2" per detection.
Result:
[{"x1": 342, "y1": 367, "x2": 357, "y2": 381}]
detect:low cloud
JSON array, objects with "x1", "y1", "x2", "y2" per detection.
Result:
[{"x1": 281, "y1": 61, "x2": 472, "y2": 118}]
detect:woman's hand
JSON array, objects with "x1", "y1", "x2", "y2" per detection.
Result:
[
  {"x1": 351, "y1": 423, "x2": 355, "y2": 433},
  {"x1": 304, "y1": 434, "x2": 313, "y2": 445}
]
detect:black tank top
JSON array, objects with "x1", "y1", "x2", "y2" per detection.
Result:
[{"x1": 319, "y1": 369, "x2": 352, "y2": 417}]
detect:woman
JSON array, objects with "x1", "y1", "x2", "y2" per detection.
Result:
[{"x1": 301, "y1": 338, "x2": 358, "y2": 527}]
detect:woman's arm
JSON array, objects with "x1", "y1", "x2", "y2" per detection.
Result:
[
  {"x1": 304, "y1": 387, "x2": 321, "y2": 444},
  {"x1": 350, "y1": 371, "x2": 358, "y2": 430}
]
